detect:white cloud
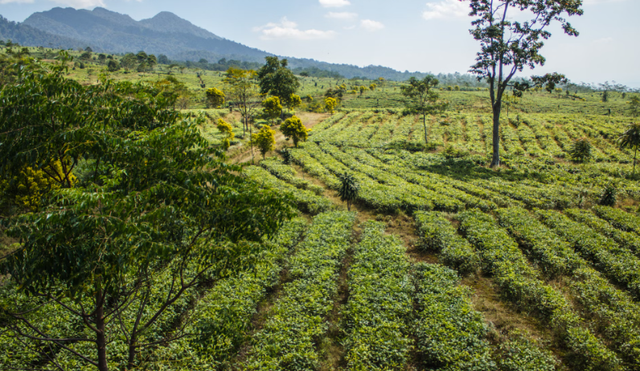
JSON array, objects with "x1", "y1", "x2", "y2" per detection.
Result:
[
  {"x1": 254, "y1": 17, "x2": 337, "y2": 40},
  {"x1": 326, "y1": 12, "x2": 358, "y2": 20},
  {"x1": 0, "y1": 0, "x2": 34, "y2": 3},
  {"x1": 361, "y1": 19, "x2": 384, "y2": 31},
  {"x1": 423, "y1": 0, "x2": 468, "y2": 20},
  {"x1": 584, "y1": 0, "x2": 628, "y2": 3},
  {"x1": 319, "y1": 0, "x2": 350, "y2": 8}
]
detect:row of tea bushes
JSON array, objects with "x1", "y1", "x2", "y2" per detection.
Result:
[
  {"x1": 458, "y1": 210, "x2": 621, "y2": 370},
  {"x1": 342, "y1": 221, "x2": 413, "y2": 370},
  {"x1": 244, "y1": 211, "x2": 355, "y2": 370},
  {"x1": 536, "y1": 209, "x2": 640, "y2": 299},
  {"x1": 497, "y1": 207, "x2": 640, "y2": 367}
]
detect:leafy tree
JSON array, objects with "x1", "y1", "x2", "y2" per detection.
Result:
[
  {"x1": 120, "y1": 53, "x2": 136, "y2": 70},
  {"x1": 224, "y1": 67, "x2": 260, "y2": 138},
  {"x1": 401, "y1": 75, "x2": 448, "y2": 146},
  {"x1": 619, "y1": 122, "x2": 640, "y2": 175},
  {"x1": 370, "y1": 83, "x2": 377, "y2": 91},
  {"x1": 289, "y1": 93, "x2": 302, "y2": 111},
  {"x1": 205, "y1": 87, "x2": 225, "y2": 108},
  {"x1": 338, "y1": 172, "x2": 359, "y2": 211},
  {"x1": 324, "y1": 97, "x2": 338, "y2": 114},
  {"x1": 281, "y1": 115, "x2": 311, "y2": 148},
  {"x1": 262, "y1": 96, "x2": 283, "y2": 125},
  {"x1": 257, "y1": 56, "x2": 300, "y2": 110},
  {"x1": 628, "y1": 96, "x2": 640, "y2": 117},
  {"x1": 569, "y1": 137, "x2": 592, "y2": 163},
  {"x1": 251, "y1": 124, "x2": 276, "y2": 160},
  {"x1": 467, "y1": 0, "x2": 583, "y2": 167},
  {"x1": 0, "y1": 56, "x2": 291, "y2": 371},
  {"x1": 157, "y1": 54, "x2": 170, "y2": 65}
]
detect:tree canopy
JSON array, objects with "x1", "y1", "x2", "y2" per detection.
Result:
[
  {"x1": 0, "y1": 55, "x2": 292, "y2": 371},
  {"x1": 467, "y1": 0, "x2": 583, "y2": 166},
  {"x1": 257, "y1": 56, "x2": 300, "y2": 109}
]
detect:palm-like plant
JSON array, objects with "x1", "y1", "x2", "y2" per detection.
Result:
[
  {"x1": 619, "y1": 122, "x2": 640, "y2": 175},
  {"x1": 338, "y1": 172, "x2": 359, "y2": 211}
]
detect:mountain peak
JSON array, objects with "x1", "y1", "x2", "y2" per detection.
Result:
[{"x1": 139, "y1": 12, "x2": 221, "y2": 40}]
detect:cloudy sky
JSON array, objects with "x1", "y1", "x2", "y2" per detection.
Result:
[{"x1": 1, "y1": 0, "x2": 638, "y2": 87}]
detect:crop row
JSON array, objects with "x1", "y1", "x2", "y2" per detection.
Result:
[
  {"x1": 593, "y1": 205, "x2": 640, "y2": 235},
  {"x1": 244, "y1": 211, "x2": 356, "y2": 370},
  {"x1": 244, "y1": 166, "x2": 334, "y2": 215},
  {"x1": 414, "y1": 211, "x2": 480, "y2": 274},
  {"x1": 145, "y1": 219, "x2": 309, "y2": 369},
  {"x1": 346, "y1": 148, "x2": 498, "y2": 211},
  {"x1": 496, "y1": 207, "x2": 640, "y2": 367},
  {"x1": 536, "y1": 209, "x2": 640, "y2": 299},
  {"x1": 342, "y1": 221, "x2": 413, "y2": 370},
  {"x1": 565, "y1": 208, "x2": 640, "y2": 257},
  {"x1": 260, "y1": 157, "x2": 325, "y2": 195},
  {"x1": 458, "y1": 210, "x2": 621, "y2": 370}
]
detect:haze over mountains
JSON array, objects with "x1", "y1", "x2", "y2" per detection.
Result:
[{"x1": 0, "y1": 7, "x2": 430, "y2": 80}]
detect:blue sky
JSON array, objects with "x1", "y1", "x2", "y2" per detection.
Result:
[{"x1": 1, "y1": 0, "x2": 638, "y2": 88}]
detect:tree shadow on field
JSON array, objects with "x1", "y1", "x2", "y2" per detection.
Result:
[{"x1": 413, "y1": 155, "x2": 549, "y2": 184}]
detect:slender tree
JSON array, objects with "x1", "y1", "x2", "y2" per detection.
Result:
[
  {"x1": 401, "y1": 76, "x2": 448, "y2": 147},
  {"x1": 619, "y1": 122, "x2": 640, "y2": 175},
  {"x1": 467, "y1": 0, "x2": 583, "y2": 166}
]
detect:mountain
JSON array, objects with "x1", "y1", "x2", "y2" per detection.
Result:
[
  {"x1": 22, "y1": 7, "x2": 270, "y2": 61},
  {"x1": 3, "y1": 7, "x2": 432, "y2": 80},
  {"x1": 0, "y1": 16, "x2": 85, "y2": 50}
]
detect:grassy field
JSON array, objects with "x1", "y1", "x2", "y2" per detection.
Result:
[{"x1": 3, "y1": 46, "x2": 640, "y2": 370}]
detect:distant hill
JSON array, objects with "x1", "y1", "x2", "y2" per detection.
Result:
[
  {"x1": 3, "y1": 7, "x2": 436, "y2": 80},
  {"x1": 0, "y1": 16, "x2": 85, "y2": 50},
  {"x1": 22, "y1": 7, "x2": 270, "y2": 61}
]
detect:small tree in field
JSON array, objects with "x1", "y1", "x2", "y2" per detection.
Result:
[
  {"x1": 216, "y1": 118, "x2": 235, "y2": 150},
  {"x1": 570, "y1": 137, "x2": 592, "y2": 163},
  {"x1": 401, "y1": 75, "x2": 448, "y2": 147},
  {"x1": 205, "y1": 87, "x2": 225, "y2": 108},
  {"x1": 619, "y1": 122, "x2": 640, "y2": 175},
  {"x1": 324, "y1": 97, "x2": 337, "y2": 114},
  {"x1": 262, "y1": 96, "x2": 282, "y2": 125},
  {"x1": 467, "y1": 0, "x2": 583, "y2": 167},
  {"x1": 251, "y1": 125, "x2": 276, "y2": 160},
  {"x1": 338, "y1": 172, "x2": 359, "y2": 211},
  {"x1": 281, "y1": 115, "x2": 311, "y2": 148}
]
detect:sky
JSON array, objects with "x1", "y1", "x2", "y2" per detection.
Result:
[{"x1": 0, "y1": 0, "x2": 638, "y2": 88}]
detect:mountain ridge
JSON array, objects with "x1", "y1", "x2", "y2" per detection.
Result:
[{"x1": 3, "y1": 7, "x2": 431, "y2": 80}]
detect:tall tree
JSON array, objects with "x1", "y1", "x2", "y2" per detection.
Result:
[
  {"x1": 257, "y1": 56, "x2": 300, "y2": 111},
  {"x1": 401, "y1": 75, "x2": 448, "y2": 147},
  {"x1": 467, "y1": 0, "x2": 583, "y2": 166},
  {"x1": 0, "y1": 56, "x2": 291, "y2": 371}
]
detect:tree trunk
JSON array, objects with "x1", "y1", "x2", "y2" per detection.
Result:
[
  {"x1": 491, "y1": 103, "x2": 502, "y2": 167},
  {"x1": 96, "y1": 291, "x2": 108, "y2": 371},
  {"x1": 423, "y1": 113, "x2": 428, "y2": 149}
]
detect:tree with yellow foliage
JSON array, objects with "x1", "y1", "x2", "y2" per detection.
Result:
[
  {"x1": 251, "y1": 125, "x2": 276, "y2": 160},
  {"x1": 281, "y1": 115, "x2": 311, "y2": 148}
]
